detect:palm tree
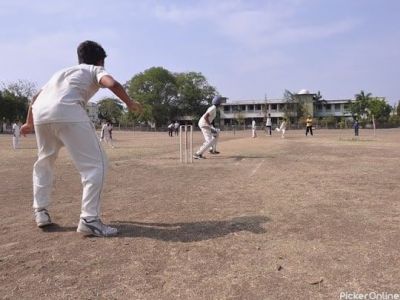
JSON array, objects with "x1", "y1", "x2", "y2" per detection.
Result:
[{"x1": 351, "y1": 90, "x2": 372, "y2": 118}]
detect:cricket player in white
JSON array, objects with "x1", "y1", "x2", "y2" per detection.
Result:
[
  {"x1": 100, "y1": 121, "x2": 114, "y2": 148},
  {"x1": 275, "y1": 118, "x2": 287, "y2": 138},
  {"x1": 12, "y1": 121, "x2": 21, "y2": 149},
  {"x1": 193, "y1": 96, "x2": 222, "y2": 159},
  {"x1": 251, "y1": 119, "x2": 257, "y2": 138},
  {"x1": 20, "y1": 41, "x2": 142, "y2": 237}
]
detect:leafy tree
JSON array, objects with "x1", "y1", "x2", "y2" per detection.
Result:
[
  {"x1": 1, "y1": 80, "x2": 36, "y2": 99},
  {"x1": 97, "y1": 98, "x2": 123, "y2": 123},
  {"x1": 350, "y1": 90, "x2": 372, "y2": 117},
  {"x1": 233, "y1": 108, "x2": 245, "y2": 128},
  {"x1": 367, "y1": 97, "x2": 392, "y2": 124},
  {"x1": 350, "y1": 91, "x2": 392, "y2": 126},
  {"x1": 282, "y1": 89, "x2": 308, "y2": 126},
  {"x1": 175, "y1": 72, "x2": 217, "y2": 119},
  {"x1": 0, "y1": 80, "x2": 36, "y2": 122},
  {"x1": 126, "y1": 67, "x2": 177, "y2": 128},
  {"x1": 396, "y1": 100, "x2": 400, "y2": 116}
]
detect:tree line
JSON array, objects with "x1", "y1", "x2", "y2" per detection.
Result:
[
  {"x1": 1, "y1": 69, "x2": 400, "y2": 129},
  {"x1": 98, "y1": 67, "x2": 217, "y2": 128}
]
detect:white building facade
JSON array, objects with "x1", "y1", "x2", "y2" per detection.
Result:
[
  {"x1": 86, "y1": 101, "x2": 100, "y2": 124},
  {"x1": 219, "y1": 91, "x2": 355, "y2": 128}
]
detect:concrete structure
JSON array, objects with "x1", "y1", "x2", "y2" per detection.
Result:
[
  {"x1": 86, "y1": 101, "x2": 100, "y2": 124},
  {"x1": 219, "y1": 90, "x2": 354, "y2": 128}
]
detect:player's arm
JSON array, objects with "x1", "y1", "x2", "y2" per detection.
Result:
[
  {"x1": 100, "y1": 75, "x2": 142, "y2": 113},
  {"x1": 21, "y1": 91, "x2": 41, "y2": 135}
]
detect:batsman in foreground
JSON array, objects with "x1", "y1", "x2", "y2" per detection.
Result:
[
  {"x1": 193, "y1": 95, "x2": 222, "y2": 159},
  {"x1": 21, "y1": 40, "x2": 142, "y2": 237}
]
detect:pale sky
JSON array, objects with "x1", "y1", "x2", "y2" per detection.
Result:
[{"x1": 0, "y1": 0, "x2": 399, "y2": 105}]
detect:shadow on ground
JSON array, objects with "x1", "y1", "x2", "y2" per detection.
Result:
[
  {"x1": 40, "y1": 223, "x2": 76, "y2": 232},
  {"x1": 112, "y1": 215, "x2": 269, "y2": 242}
]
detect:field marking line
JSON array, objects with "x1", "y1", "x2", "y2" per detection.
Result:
[{"x1": 250, "y1": 159, "x2": 264, "y2": 177}]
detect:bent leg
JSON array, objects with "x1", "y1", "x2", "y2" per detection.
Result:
[
  {"x1": 58, "y1": 122, "x2": 108, "y2": 219},
  {"x1": 197, "y1": 127, "x2": 215, "y2": 155}
]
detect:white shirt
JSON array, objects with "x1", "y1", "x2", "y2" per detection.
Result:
[
  {"x1": 102, "y1": 123, "x2": 112, "y2": 137},
  {"x1": 33, "y1": 64, "x2": 109, "y2": 124},
  {"x1": 266, "y1": 117, "x2": 272, "y2": 126},
  {"x1": 12, "y1": 123, "x2": 20, "y2": 136},
  {"x1": 198, "y1": 105, "x2": 217, "y2": 128},
  {"x1": 252, "y1": 120, "x2": 256, "y2": 129}
]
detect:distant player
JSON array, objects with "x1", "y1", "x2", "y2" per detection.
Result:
[
  {"x1": 251, "y1": 119, "x2": 257, "y2": 138},
  {"x1": 275, "y1": 118, "x2": 287, "y2": 138},
  {"x1": 193, "y1": 95, "x2": 222, "y2": 159},
  {"x1": 20, "y1": 40, "x2": 142, "y2": 237},
  {"x1": 100, "y1": 120, "x2": 114, "y2": 148},
  {"x1": 265, "y1": 113, "x2": 272, "y2": 136},
  {"x1": 167, "y1": 121, "x2": 174, "y2": 137},
  {"x1": 174, "y1": 121, "x2": 179, "y2": 136},
  {"x1": 353, "y1": 118, "x2": 360, "y2": 137},
  {"x1": 12, "y1": 120, "x2": 21, "y2": 149},
  {"x1": 305, "y1": 115, "x2": 313, "y2": 136}
]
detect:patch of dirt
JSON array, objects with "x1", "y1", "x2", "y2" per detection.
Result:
[{"x1": 0, "y1": 128, "x2": 399, "y2": 299}]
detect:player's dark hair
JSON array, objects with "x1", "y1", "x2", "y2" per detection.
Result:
[{"x1": 77, "y1": 40, "x2": 107, "y2": 65}]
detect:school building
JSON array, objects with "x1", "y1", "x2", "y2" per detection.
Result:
[{"x1": 219, "y1": 89, "x2": 354, "y2": 128}]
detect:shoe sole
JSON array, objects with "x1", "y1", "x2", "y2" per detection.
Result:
[{"x1": 37, "y1": 221, "x2": 53, "y2": 228}]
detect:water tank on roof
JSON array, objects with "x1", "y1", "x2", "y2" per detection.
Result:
[{"x1": 297, "y1": 89, "x2": 310, "y2": 95}]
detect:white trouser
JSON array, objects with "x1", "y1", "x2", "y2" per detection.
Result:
[
  {"x1": 13, "y1": 135, "x2": 19, "y2": 149},
  {"x1": 252, "y1": 128, "x2": 257, "y2": 138},
  {"x1": 102, "y1": 134, "x2": 114, "y2": 147},
  {"x1": 211, "y1": 131, "x2": 219, "y2": 151},
  {"x1": 197, "y1": 127, "x2": 217, "y2": 155},
  {"x1": 33, "y1": 122, "x2": 107, "y2": 218},
  {"x1": 276, "y1": 127, "x2": 286, "y2": 138}
]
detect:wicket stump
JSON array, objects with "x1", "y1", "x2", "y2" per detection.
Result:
[{"x1": 179, "y1": 125, "x2": 193, "y2": 163}]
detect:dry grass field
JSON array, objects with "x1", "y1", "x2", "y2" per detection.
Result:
[{"x1": 0, "y1": 127, "x2": 399, "y2": 299}]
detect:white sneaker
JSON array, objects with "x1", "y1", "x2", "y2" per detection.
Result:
[
  {"x1": 77, "y1": 218, "x2": 118, "y2": 237},
  {"x1": 34, "y1": 209, "x2": 53, "y2": 228}
]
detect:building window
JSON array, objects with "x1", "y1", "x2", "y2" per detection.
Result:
[
  {"x1": 316, "y1": 104, "x2": 323, "y2": 111},
  {"x1": 335, "y1": 104, "x2": 341, "y2": 112},
  {"x1": 224, "y1": 106, "x2": 230, "y2": 112},
  {"x1": 255, "y1": 104, "x2": 261, "y2": 111},
  {"x1": 248, "y1": 105, "x2": 254, "y2": 111},
  {"x1": 344, "y1": 104, "x2": 350, "y2": 112},
  {"x1": 240, "y1": 105, "x2": 246, "y2": 111},
  {"x1": 325, "y1": 104, "x2": 331, "y2": 110},
  {"x1": 271, "y1": 104, "x2": 277, "y2": 110}
]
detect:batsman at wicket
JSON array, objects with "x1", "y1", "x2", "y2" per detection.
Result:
[{"x1": 193, "y1": 95, "x2": 222, "y2": 159}]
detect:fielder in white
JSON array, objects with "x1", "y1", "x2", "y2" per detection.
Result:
[
  {"x1": 12, "y1": 121, "x2": 21, "y2": 149},
  {"x1": 275, "y1": 118, "x2": 287, "y2": 138},
  {"x1": 100, "y1": 121, "x2": 114, "y2": 148},
  {"x1": 20, "y1": 40, "x2": 142, "y2": 237},
  {"x1": 251, "y1": 119, "x2": 257, "y2": 138},
  {"x1": 193, "y1": 96, "x2": 222, "y2": 159}
]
